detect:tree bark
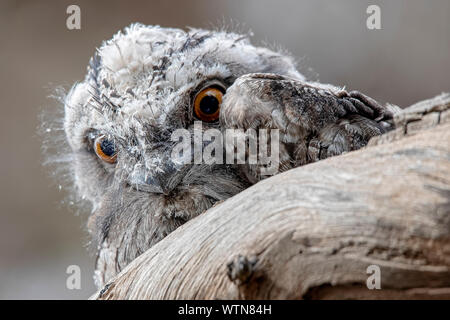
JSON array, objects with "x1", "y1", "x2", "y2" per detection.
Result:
[{"x1": 93, "y1": 94, "x2": 450, "y2": 300}]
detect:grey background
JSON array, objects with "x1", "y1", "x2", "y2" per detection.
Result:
[{"x1": 0, "y1": 0, "x2": 448, "y2": 299}]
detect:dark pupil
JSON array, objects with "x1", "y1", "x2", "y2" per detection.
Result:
[
  {"x1": 199, "y1": 95, "x2": 219, "y2": 115},
  {"x1": 100, "y1": 139, "x2": 116, "y2": 156}
]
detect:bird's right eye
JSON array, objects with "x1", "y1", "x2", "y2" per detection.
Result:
[{"x1": 94, "y1": 135, "x2": 117, "y2": 164}]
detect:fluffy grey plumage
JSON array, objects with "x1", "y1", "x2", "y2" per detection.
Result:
[{"x1": 56, "y1": 24, "x2": 396, "y2": 288}]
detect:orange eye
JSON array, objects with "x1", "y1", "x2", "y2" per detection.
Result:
[
  {"x1": 193, "y1": 86, "x2": 224, "y2": 122},
  {"x1": 94, "y1": 136, "x2": 117, "y2": 164}
]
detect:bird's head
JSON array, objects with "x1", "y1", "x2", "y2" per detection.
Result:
[{"x1": 60, "y1": 23, "x2": 303, "y2": 286}]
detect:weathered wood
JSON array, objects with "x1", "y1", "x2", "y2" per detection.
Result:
[{"x1": 93, "y1": 94, "x2": 450, "y2": 300}]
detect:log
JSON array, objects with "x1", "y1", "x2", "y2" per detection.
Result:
[{"x1": 92, "y1": 94, "x2": 450, "y2": 300}]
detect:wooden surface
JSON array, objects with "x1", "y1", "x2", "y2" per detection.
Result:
[{"x1": 93, "y1": 94, "x2": 450, "y2": 300}]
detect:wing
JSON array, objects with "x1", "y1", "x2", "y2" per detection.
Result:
[{"x1": 220, "y1": 73, "x2": 397, "y2": 183}]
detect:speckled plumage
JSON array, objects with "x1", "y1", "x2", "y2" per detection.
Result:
[{"x1": 59, "y1": 24, "x2": 396, "y2": 288}]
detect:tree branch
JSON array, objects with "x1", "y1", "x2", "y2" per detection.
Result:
[{"x1": 93, "y1": 94, "x2": 450, "y2": 300}]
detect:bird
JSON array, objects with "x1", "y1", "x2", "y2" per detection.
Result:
[{"x1": 59, "y1": 23, "x2": 396, "y2": 288}]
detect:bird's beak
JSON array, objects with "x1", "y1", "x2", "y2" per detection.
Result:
[{"x1": 128, "y1": 160, "x2": 187, "y2": 195}]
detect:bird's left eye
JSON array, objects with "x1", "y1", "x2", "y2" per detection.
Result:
[
  {"x1": 94, "y1": 136, "x2": 117, "y2": 164},
  {"x1": 193, "y1": 86, "x2": 224, "y2": 122}
]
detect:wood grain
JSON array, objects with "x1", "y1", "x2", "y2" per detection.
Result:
[{"x1": 93, "y1": 94, "x2": 450, "y2": 300}]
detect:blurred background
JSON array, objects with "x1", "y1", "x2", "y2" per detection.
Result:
[{"x1": 0, "y1": 0, "x2": 448, "y2": 299}]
